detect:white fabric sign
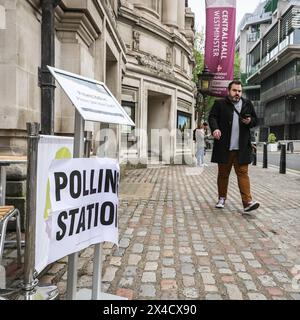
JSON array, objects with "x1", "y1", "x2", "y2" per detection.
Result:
[
  {"x1": 35, "y1": 135, "x2": 74, "y2": 273},
  {"x1": 47, "y1": 158, "x2": 119, "y2": 265},
  {"x1": 47, "y1": 66, "x2": 135, "y2": 127}
]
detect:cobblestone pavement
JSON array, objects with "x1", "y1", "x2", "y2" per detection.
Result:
[{"x1": 3, "y1": 158, "x2": 300, "y2": 300}]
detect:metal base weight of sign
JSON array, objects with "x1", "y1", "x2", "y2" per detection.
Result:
[{"x1": 17, "y1": 284, "x2": 59, "y2": 300}]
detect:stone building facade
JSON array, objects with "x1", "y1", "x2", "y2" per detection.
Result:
[
  {"x1": 0, "y1": 0, "x2": 195, "y2": 218},
  {"x1": 0, "y1": 0, "x2": 127, "y2": 153},
  {"x1": 0, "y1": 0, "x2": 127, "y2": 221}
]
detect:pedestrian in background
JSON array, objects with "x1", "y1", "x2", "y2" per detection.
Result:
[
  {"x1": 208, "y1": 80, "x2": 260, "y2": 214},
  {"x1": 194, "y1": 122, "x2": 208, "y2": 167}
]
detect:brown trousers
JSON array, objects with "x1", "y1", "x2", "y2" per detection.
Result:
[{"x1": 217, "y1": 151, "x2": 252, "y2": 207}]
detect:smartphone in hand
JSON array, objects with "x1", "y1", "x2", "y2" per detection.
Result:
[{"x1": 242, "y1": 113, "x2": 251, "y2": 119}]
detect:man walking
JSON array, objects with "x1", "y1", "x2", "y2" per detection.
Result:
[{"x1": 208, "y1": 80, "x2": 260, "y2": 214}]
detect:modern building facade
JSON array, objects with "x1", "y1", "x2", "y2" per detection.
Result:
[
  {"x1": 245, "y1": 0, "x2": 300, "y2": 141},
  {"x1": 236, "y1": 1, "x2": 272, "y2": 141}
]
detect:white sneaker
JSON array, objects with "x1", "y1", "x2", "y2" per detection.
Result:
[
  {"x1": 215, "y1": 197, "x2": 225, "y2": 208},
  {"x1": 243, "y1": 201, "x2": 260, "y2": 214}
]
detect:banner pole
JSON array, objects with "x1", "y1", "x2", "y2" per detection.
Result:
[
  {"x1": 66, "y1": 110, "x2": 85, "y2": 300},
  {"x1": 16, "y1": 123, "x2": 59, "y2": 300},
  {"x1": 23, "y1": 122, "x2": 40, "y2": 293},
  {"x1": 92, "y1": 244, "x2": 102, "y2": 300}
]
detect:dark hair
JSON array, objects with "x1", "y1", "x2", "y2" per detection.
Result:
[
  {"x1": 203, "y1": 122, "x2": 208, "y2": 126},
  {"x1": 228, "y1": 80, "x2": 242, "y2": 90}
]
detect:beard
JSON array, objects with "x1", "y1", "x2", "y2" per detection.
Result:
[{"x1": 231, "y1": 95, "x2": 241, "y2": 102}]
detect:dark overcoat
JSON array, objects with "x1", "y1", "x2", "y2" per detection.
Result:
[{"x1": 208, "y1": 97, "x2": 258, "y2": 164}]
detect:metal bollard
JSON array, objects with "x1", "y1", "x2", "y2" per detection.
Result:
[
  {"x1": 279, "y1": 143, "x2": 286, "y2": 174},
  {"x1": 252, "y1": 143, "x2": 257, "y2": 166},
  {"x1": 290, "y1": 141, "x2": 294, "y2": 154},
  {"x1": 263, "y1": 142, "x2": 268, "y2": 168}
]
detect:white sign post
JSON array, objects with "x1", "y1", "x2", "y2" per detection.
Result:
[{"x1": 48, "y1": 66, "x2": 134, "y2": 300}]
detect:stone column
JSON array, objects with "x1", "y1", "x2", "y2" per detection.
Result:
[
  {"x1": 162, "y1": 0, "x2": 178, "y2": 28},
  {"x1": 177, "y1": 0, "x2": 185, "y2": 31}
]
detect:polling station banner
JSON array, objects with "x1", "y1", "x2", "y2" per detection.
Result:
[
  {"x1": 46, "y1": 158, "x2": 119, "y2": 266},
  {"x1": 205, "y1": 0, "x2": 236, "y2": 96},
  {"x1": 35, "y1": 135, "x2": 74, "y2": 273}
]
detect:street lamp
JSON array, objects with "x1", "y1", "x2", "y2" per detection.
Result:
[{"x1": 196, "y1": 65, "x2": 214, "y2": 126}]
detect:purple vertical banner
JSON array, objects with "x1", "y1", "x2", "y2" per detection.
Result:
[{"x1": 204, "y1": 0, "x2": 236, "y2": 97}]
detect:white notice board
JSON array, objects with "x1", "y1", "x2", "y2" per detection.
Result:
[{"x1": 48, "y1": 66, "x2": 135, "y2": 127}]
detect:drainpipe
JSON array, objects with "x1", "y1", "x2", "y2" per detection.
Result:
[{"x1": 39, "y1": 0, "x2": 61, "y2": 135}]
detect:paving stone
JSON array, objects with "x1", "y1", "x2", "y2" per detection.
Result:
[
  {"x1": 195, "y1": 252, "x2": 209, "y2": 256},
  {"x1": 238, "y1": 272, "x2": 252, "y2": 280},
  {"x1": 181, "y1": 264, "x2": 195, "y2": 275},
  {"x1": 212, "y1": 255, "x2": 226, "y2": 261},
  {"x1": 233, "y1": 263, "x2": 247, "y2": 272},
  {"x1": 110, "y1": 257, "x2": 122, "y2": 266},
  {"x1": 141, "y1": 272, "x2": 156, "y2": 282},
  {"x1": 124, "y1": 266, "x2": 137, "y2": 277},
  {"x1": 214, "y1": 259, "x2": 229, "y2": 269},
  {"x1": 113, "y1": 248, "x2": 126, "y2": 257},
  {"x1": 118, "y1": 277, "x2": 134, "y2": 287},
  {"x1": 248, "y1": 293, "x2": 267, "y2": 300},
  {"x1": 244, "y1": 280, "x2": 257, "y2": 291},
  {"x1": 145, "y1": 262, "x2": 158, "y2": 271},
  {"x1": 116, "y1": 288, "x2": 134, "y2": 300},
  {"x1": 228, "y1": 254, "x2": 243, "y2": 263},
  {"x1": 77, "y1": 275, "x2": 92, "y2": 288},
  {"x1": 272, "y1": 271, "x2": 292, "y2": 283},
  {"x1": 119, "y1": 238, "x2": 130, "y2": 248},
  {"x1": 258, "y1": 275, "x2": 277, "y2": 287},
  {"x1": 161, "y1": 290, "x2": 178, "y2": 300},
  {"x1": 131, "y1": 243, "x2": 144, "y2": 253},
  {"x1": 162, "y1": 267, "x2": 176, "y2": 279},
  {"x1": 198, "y1": 266, "x2": 211, "y2": 273},
  {"x1": 241, "y1": 251, "x2": 255, "y2": 260},
  {"x1": 201, "y1": 273, "x2": 215, "y2": 285},
  {"x1": 148, "y1": 246, "x2": 160, "y2": 251},
  {"x1": 162, "y1": 258, "x2": 174, "y2": 266},
  {"x1": 182, "y1": 276, "x2": 195, "y2": 287},
  {"x1": 265, "y1": 287, "x2": 284, "y2": 296},
  {"x1": 183, "y1": 288, "x2": 199, "y2": 299},
  {"x1": 221, "y1": 275, "x2": 235, "y2": 283},
  {"x1": 146, "y1": 251, "x2": 160, "y2": 260},
  {"x1": 139, "y1": 284, "x2": 156, "y2": 298},
  {"x1": 204, "y1": 285, "x2": 218, "y2": 292},
  {"x1": 179, "y1": 247, "x2": 192, "y2": 254},
  {"x1": 102, "y1": 267, "x2": 118, "y2": 282},
  {"x1": 219, "y1": 268, "x2": 233, "y2": 275},
  {"x1": 161, "y1": 279, "x2": 178, "y2": 290},
  {"x1": 128, "y1": 254, "x2": 141, "y2": 265},
  {"x1": 179, "y1": 255, "x2": 193, "y2": 263},
  {"x1": 225, "y1": 284, "x2": 243, "y2": 300},
  {"x1": 248, "y1": 260, "x2": 262, "y2": 268},
  {"x1": 124, "y1": 228, "x2": 134, "y2": 235}
]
